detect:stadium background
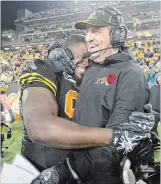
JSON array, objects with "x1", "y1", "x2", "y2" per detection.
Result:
[{"x1": 1, "y1": 1, "x2": 160, "y2": 163}]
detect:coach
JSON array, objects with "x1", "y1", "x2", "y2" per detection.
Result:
[
  {"x1": 72, "y1": 6, "x2": 150, "y2": 183},
  {"x1": 31, "y1": 6, "x2": 153, "y2": 184}
]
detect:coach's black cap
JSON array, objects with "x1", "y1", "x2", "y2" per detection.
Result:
[{"x1": 75, "y1": 6, "x2": 125, "y2": 29}]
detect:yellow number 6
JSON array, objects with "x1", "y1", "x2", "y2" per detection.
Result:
[{"x1": 65, "y1": 90, "x2": 78, "y2": 118}]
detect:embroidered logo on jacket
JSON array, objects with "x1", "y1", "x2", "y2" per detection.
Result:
[
  {"x1": 95, "y1": 73, "x2": 116, "y2": 86},
  {"x1": 95, "y1": 77, "x2": 109, "y2": 86}
]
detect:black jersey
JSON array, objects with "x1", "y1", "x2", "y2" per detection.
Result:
[{"x1": 19, "y1": 59, "x2": 78, "y2": 171}]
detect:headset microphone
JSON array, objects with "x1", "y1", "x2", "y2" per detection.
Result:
[
  {"x1": 83, "y1": 47, "x2": 110, "y2": 59},
  {"x1": 76, "y1": 43, "x2": 129, "y2": 66},
  {"x1": 75, "y1": 47, "x2": 109, "y2": 66},
  {"x1": 83, "y1": 42, "x2": 128, "y2": 59}
]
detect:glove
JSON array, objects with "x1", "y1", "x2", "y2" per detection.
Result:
[
  {"x1": 30, "y1": 161, "x2": 76, "y2": 184},
  {"x1": 47, "y1": 41, "x2": 75, "y2": 75},
  {"x1": 111, "y1": 112, "x2": 155, "y2": 154},
  {"x1": 128, "y1": 112, "x2": 155, "y2": 132},
  {"x1": 31, "y1": 167, "x2": 60, "y2": 184},
  {"x1": 112, "y1": 129, "x2": 147, "y2": 154},
  {"x1": 47, "y1": 41, "x2": 62, "y2": 56}
]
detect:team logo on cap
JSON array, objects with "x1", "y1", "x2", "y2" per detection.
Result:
[
  {"x1": 88, "y1": 12, "x2": 97, "y2": 20},
  {"x1": 96, "y1": 9, "x2": 105, "y2": 15}
]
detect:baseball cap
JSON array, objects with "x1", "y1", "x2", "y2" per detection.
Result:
[{"x1": 75, "y1": 6, "x2": 125, "y2": 29}]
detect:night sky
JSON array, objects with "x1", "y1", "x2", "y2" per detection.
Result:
[{"x1": 1, "y1": 1, "x2": 55, "y2": 31}]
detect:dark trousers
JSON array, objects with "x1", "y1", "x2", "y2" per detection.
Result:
[
  {"x1": 65, "y1": 146, "x2": 122, "y2": 184},
  {"x1": 31, "y1": 146, "x2": 122, "y2": 184}
]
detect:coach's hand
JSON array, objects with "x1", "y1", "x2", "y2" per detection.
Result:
[
  {"x1": 111, "y1": 112, "x2": 155, "y2": 154},
  {"x1": 47, "y1": 41, "x2": 75, "y2": 75}
]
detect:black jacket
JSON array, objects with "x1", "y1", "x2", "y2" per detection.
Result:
[
  {"x1": 73, "y1": 51, "x2": 150, "y2": 128},
  {"x1": 150, "y1": 85, "x2": 160, "y2": 114},
  {"x1": 150, "y1": 73, "x2": 160, "y2": 114},
  {"x1": 150, "y1": 73, "x2": 160, "y2": 123}
]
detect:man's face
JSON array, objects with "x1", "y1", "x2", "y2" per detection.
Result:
[
  {"x1": 71, "y1": 43, "x2": 89, "y2": 79},
  {"x1": 85, "y1": 26, "x2": 111, "y2": 62},
  {"x1": 156, "y1": 75, "x2": 161, "y2": 86}
]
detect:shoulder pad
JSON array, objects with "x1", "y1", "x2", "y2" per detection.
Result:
[
  {"x1": 19, "y1": 59, "x2": 44, "y2": 75},
  {"x1": 18, "y1": 59, "x2": 57, "y2": 95}
]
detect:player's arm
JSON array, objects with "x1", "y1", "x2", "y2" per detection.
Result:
[
  {"x1": 22, "y1": 87, "x2": 112, "y2": 149},
  {"x1": 19, "y1": 59, "x2": 112, "y2": 149}
]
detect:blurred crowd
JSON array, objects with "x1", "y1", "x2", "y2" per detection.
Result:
[
  {"x1": 0, "y1": 30, "x2": 160, "y2": 84},
  {"x1": 2, "y1": 1, "x2": 159, "y2": 48},
  {"x1": 16, "y1": 1, "x2": 160, "y2": 26},
  {"x1": 0, "y1": 46, "x2": 46, "y2": 82},
  {"x1": 24, "y1": 10, "x2": 160, "y2": 35},
  {"x1": 1, "y1": 37, "x2": 160, "y2": 85},
  {"x1": 125, "y1": 9, "x2": 160, "y2": 21},
  {"x1": 22, "y1": 21, "x2": 159, "y2": 44},
  {"x1": 21, "y1": 8, "x2": 160, "y2": 26},
  {"x1": 129, "y1": 39, "x2": 160, "y2": 84},
  {"x1": 18, "y1": 1, "x2": 121, "y2": 21},
  {"x1": 22, "y1": 30, "x2": 84, "y2": 43},
  {"x1": 21, "y1": 6, "x2": 93, "y2": 21}
]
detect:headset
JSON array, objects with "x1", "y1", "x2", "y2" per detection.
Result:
[
  {"x1": 81, "y1": 7, "x2": 128, "y2": 60},
  {"x1": 100, "y1": 7, "x2": 127, "y2": 48}
]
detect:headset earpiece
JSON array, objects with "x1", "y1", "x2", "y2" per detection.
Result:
[
  {"x1": 110, "y1": 26, "x2": 127, "y2": 47},
  {"x1": 102, "y1": 7, "x2": 127, "y2": 48}
]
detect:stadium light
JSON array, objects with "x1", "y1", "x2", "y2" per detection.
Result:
[{"x1": 8, "y1": 35, "x2": 12, "y2": 38}]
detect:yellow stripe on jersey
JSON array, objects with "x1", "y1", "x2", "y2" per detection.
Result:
[
  {"x1": 21, "y1": 78, "x2": 57, "y2": 95},
  {"x1": 19, "y1": 72, "x2": 57, "y2": 90},
  {"x1": 19, "y1": 72, "x2": 57, "y2": 95}
]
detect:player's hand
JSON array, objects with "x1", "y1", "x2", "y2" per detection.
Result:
[
  {"x1": 47, "y1": 41, "x2": 75, "y2": 75},
  {"x1": 111, "y1": 112, "x2": 155, "y2": 154},
  {"x1": 112, "y1": 129, "x2": 147, "y2": 154},
  {"x1": 47, "y1": 41, "x2": 62, "y2": 55},
  {"x1": 31, "y1": 167, "x2": 61, "y2": 184}
]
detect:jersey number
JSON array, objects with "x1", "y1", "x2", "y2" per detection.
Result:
[{"x1": 65, "y1": 90, "x2": 78, "y2": 118}]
